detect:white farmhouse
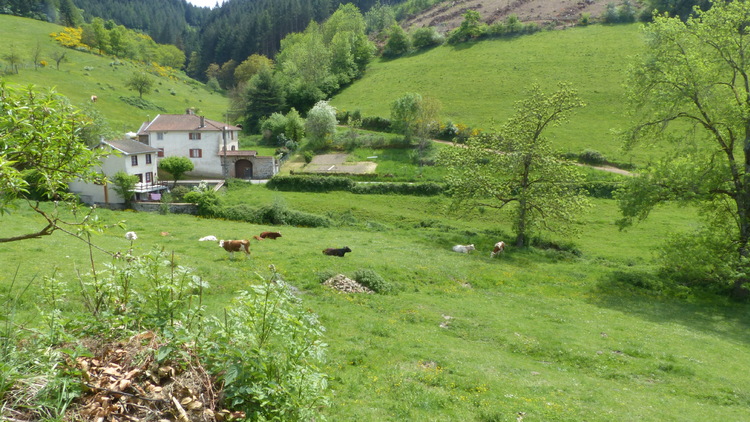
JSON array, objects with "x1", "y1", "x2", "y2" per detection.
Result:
[
  {"x1": 69, "y1": 138, "x2": 167, "y2": 205},
  {"x1": 137, "y1": 111, "x2": 278, "y2": 179}
]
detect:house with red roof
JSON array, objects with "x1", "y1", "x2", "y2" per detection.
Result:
[{"x1": 137, "y1": 110, "x2": 278, "y2": 179}]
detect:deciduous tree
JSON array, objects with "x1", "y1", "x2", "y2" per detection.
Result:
[
  {"x1": 439, "y1": 83, "x2": 589, "y2": 247},
  {"x1": 158, "y1": 156, "x2": 194, "y2": 188},
  {"x1": 125, "y1": 72, "x2": 154, "y2": 99},
  {"x1": 617, "y1": 1, "x2": 750, "y2": 297},
  {"x1": 305, "y1": 100, "x2": 337, "y2": 150}
]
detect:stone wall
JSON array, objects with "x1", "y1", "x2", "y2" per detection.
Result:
[
  {"x1": 253, "y1": 156, "x2": 278, "y2": 179},
  {"x1": 132, "y1": 202, "x2": 198, "y2": 214}
]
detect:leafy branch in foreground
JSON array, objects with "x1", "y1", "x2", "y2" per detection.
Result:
[{"x1": 0, "y1": 83, "x2": 107, "y2": 243}]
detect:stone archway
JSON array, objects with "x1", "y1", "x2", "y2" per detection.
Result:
[{"x1": 235, "y1": 159, "x2": 253, "y2": 179}]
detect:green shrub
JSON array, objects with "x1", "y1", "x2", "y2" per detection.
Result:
[
  {"x1": 351, "y1": 182, "x2": 444, "y2": 196},
  {"x1": 169, "y1": 185, "x2": 191, "y2": 201},
  {"x1": 183, "y1": 190, "x2": 220, "y2": 216},
  {"x1": 411, "y1": 26, "x2": 444, "y2": 50},
  {"x1": 579, "y1": 149, "x2": 607, "y2": 165},
  {"x1": 656, "y1": 228, "x2": 737, "y2": 292},
  {"x1": 303, "y1": 150, "x2": 314, "y2": 163},
  {"x1": 260, "y1": 112, "x2": 288, "y2": 142},
  {"x1": 267, "y1": 175, "x2": 355, "y2": 192},
  {"x1": 219, "y1": 201, "x2": 331, "y2": 227},
  {"x1": 361, "y1": 116, "x2": 391, "y2": 132},
  {"x1": 353, "y1": 268, "x2": 395, "y2": 294}
]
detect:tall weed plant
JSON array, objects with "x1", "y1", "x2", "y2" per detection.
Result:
[{"x1": 201, "y1": 270, "x2": 329, "y2": 421}]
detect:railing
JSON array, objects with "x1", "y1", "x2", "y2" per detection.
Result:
[{"x1": 133, "y1": 180, "x2": 169, "y2": 192}]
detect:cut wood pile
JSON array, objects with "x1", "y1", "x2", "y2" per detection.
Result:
[{"x1": 64, "y1": 331, "x2": 242, "y2": 422}]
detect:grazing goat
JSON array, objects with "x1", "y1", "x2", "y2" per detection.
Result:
[
  {"x1": 219, "y1": 239, "x2": 250, "y2": 260},
  {"x1": 491, "y1": 241, "x2": 506, "y2": 258},
  {"x1": 199, "y1": 235, "x2": 218, "y2": 242},
  {"x1": 90, "y1": 95, "x2": 97, "y2": 103},
  {"x1": 452, "y1": 244, "x2": 475, "y2": 253},
  {"x1": 323, "y1": 246, "x2": 352, "y2": 257}
]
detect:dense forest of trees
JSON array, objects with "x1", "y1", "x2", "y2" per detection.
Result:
[{"x1": 0, "y1": 0, "x2": 399, "y2": 80}]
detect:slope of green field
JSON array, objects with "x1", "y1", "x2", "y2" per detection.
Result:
[
  {"x1": 332, "y1": 24, "x2": 647, "y2": 165},
  {"x1": 2, "y1": 190, "x2": 748, "y2": 421},
  {"x1": 0, "y1": 15, "x2": 229, "y2": 133}
]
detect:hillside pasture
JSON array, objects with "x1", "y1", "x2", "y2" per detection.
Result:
[
  {"x1": 332, "y1": 24, "x2": 647, "y2": 166},
  {"x1": 2, "y1": 191, "x2": 748, "y2": 421},
  {"x1": 0, "y1": 15, "x2": 228, "y2": 132}
]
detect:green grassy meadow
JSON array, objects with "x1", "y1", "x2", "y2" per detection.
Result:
[
  {"x1": 2, "y1": 189, "x2": 748, "y2": 421},
  {"x1": 331, "y1": 24, "x2": 647, "y2": 166},
  {"x1": 0, "y1": 15, "x2": 229, "y2": 132}
]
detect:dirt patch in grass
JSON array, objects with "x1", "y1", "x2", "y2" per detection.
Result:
[{"x1": 301, "y1": 153, "x2": 377, "y2": 175}]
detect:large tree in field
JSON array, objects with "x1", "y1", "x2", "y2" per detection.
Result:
[
  {"x1": 439, "y1": 83, "x2": 589, "y2": 247},
  {"x1": 617, "y1": 1, "x2": 750, "y2": 298},
  {"x1": 0, "y1": 83, "x2": 106, "y2": 243},
  {"x1": 125, "y1": 72, "x2": 154, "y2": 99}
]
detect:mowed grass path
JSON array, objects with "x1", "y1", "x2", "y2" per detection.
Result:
[
  {"x1": 0, "y1": 15, "x2": 229, "y2": 132},
  {"x1": 332, "y1": 24, "x2": 646, "y2": 165},
  {"x1": 2, "y1": 192, "x2": 749, "y2": 421}
]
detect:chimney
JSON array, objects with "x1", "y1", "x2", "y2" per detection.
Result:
[{"x1": 200, "y1": 116, "x2": 205, "y2": 128}]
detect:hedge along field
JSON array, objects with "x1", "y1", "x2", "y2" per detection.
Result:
[
  {"x1": 2, "y1": 193, "x2": 749, "y2": 420},
  {"x1": 331, "y1": 24, "x2": 646, "y2": 166},
  {"x1": 0, "y1": 15, "x2": 229, "y2": 132}
]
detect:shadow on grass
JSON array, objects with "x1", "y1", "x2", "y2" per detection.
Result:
[{"x1": 591, "y1": 271, "x2": 750, "y2": 346}]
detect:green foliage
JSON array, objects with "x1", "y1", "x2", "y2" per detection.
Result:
[
  {"x1": 201, "y1": 273, "x2": 329, "y2": 420},
  {"x1": 268, "y1": 175, "x2": 355, "y2": 192},
  {"x1": 411, "y1": 26, "x2": 444, "y2": 50},
  {"x1": 352, "y1": 268, "x2": 395, "y2": 294},
  {"x1": 383, "y1": 24, "x2": 410, "y2": 58},
  {"x1": 0, "y1": 83, "x2": 106, "y2": 242},
  {"x1": 350, "y1": 182, "x2": 444, "y2": 196},
  {"x1": 619, "y1": 1, "x2": 750, "y2": 296},
  {"x1": 169, "y1": 185, "x2": 191, "y2": 202},
  {"x1": 440, "y1": 83, "x2": 590, "y2": 247},
  {"x1": 124, "y1": 72, "x2": 154, "y2": 99},
  {"x1": 260, "y1": 112, "x2": 288, "y2": 140},
  {"x1": 244, "y1": 68, "x2": 286, "y2": 133},
  {"x1": 447, "y1": 10, "x2": 487, "y2": 44},
  {"x1": 234, "y1": 54, "x2": 274, "y2": 86},
  {"x1": 158, "y1": 156, "x2": 194, "y2": 188},
  {"x1": 656, "y1": 227, "x2": 737, "y2": 291},
  {"x1": 305, "y1": 100, "x2": 338, "y2": 150},
  {"x1": 643, "y1": 0, "x2": 711, "y2": 21},
  {"x1": 219, "y1": 199, "x2": 332, "y2": 227},
  {"x1": 578, "y1": 149, "x2": 607, "y2": 165},
  {"x1": 110, "y1": 171, "x2": 138, "y2": 207},
  {"x1": 364, "y1": 1, "x2": 396, "y2": 35},
  {"x1": 285, "y1": 107, "x2": 305, "y2": 143},
  {"x1": 183, "y1": 190, "x2": 220, "y2": 216},
  {"x1": 603, "y1": 0, "x2": 638, "y2": 24}
]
